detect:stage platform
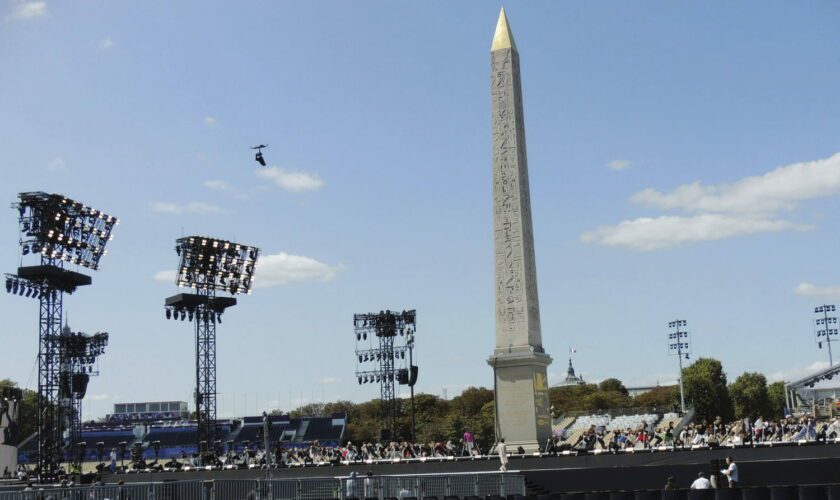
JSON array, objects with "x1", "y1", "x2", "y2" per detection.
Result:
[{"x1": 103, "y1": 443, "x2": 840, "y2": 493}]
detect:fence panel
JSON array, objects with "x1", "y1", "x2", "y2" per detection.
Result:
[
  {"x1": 0, "y1": 473, "x2": 520, "y2": 500},
  {"x1": 296, "y1": 479, "x2": 340, "y2": 500}
]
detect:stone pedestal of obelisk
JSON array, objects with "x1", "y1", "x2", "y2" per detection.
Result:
[{"x1": 487, "y1": 7, "x2": 553, "y2": 453}]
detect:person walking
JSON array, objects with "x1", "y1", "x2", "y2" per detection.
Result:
[
  {"x1": 497, "y1": 438, "x2": 508, "y2": 472},
  {"x1": 463, "y1": 430, "x2": 475, "y2": 456}
]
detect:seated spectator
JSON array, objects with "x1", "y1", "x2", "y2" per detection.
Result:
[{"x1": 691, "y1": 472, "x2": 712, "y2": 489}]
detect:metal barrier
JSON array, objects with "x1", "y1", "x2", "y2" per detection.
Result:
[
  {"x1": 0, "y1": 474, "x2": 522, "y2": 500},
  {"x1": 340, "y1": 474, "x2": 525, "y2": 500},
  {"x1": 0, "y1": 480, "x2": 208, "y2": 500}
]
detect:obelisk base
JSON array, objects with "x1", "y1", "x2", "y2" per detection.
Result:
[{"x1": 488, "y1": 350, "x2": 553, "y2": 453}]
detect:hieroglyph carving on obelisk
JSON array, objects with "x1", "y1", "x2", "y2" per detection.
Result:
[{"x1": 488, "y1": 7, "x2": 553, "y2": 452}]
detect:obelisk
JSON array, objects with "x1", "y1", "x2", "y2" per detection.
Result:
[{"x1": 487, "y1": 7, "x2": 552, "y2": 452}]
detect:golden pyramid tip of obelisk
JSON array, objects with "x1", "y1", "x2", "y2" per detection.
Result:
[{"x1": 491, "y1": 7, "x2": 517, "y2": 52}]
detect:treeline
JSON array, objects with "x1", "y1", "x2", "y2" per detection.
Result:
[
  {"x1": 0, "y1": 379, "x2": 38, "y2": 446},
  {"x1": 0, "y1": 358, "x2": 789, "y2": 449},
  {"x1": 548, "y1": 358, "x2": 788, "y2": 424}
]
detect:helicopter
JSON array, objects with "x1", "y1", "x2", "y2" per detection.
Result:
[{"x1": 251, "y1": 144, "x2": 268, "y2": 166}]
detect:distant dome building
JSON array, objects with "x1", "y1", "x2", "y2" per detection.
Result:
[{"x1": 555, "y1": 358, "x2": 585, "y2": 387}]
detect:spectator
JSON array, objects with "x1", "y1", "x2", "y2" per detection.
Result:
[
  {"x1": 346, "y1": 472, "x2": 360, "y2": 499},
  {"x1": 691, "y1": 472, "x2": 712, "y2": 489},
  {"x1": 664, "y1": 477, "x2": 676, "y2": 491},
  {"x1": 463, "y1": 430, "x2": 475, "y2": 456},
  {"x1": 827, "y1": 417, "x2": 840, "y2": 439}
]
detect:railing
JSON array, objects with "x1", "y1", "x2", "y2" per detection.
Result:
[
  {"x1": 0, "y1": 473, "x2": 524, "y2": 500},
  {"x1": 0, "y1": 479, "x2": 209, "y2": 500}
]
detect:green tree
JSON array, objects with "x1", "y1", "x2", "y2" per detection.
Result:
[
  {"x1": 633, "y1": 385, "x2": 678, "y2": 410},
  {"x1": 598, "y1": 378, "x2": 629, "y2": 396},
  {"x1": 0, "y1": 379, "x2": 37, "y2": 446},
  {"x1": 581, "y1": 390, "x2": 631, "y2": 411},
  {"x1": 549, "y1": 384, "x2": 598, "y2": 414},
  {"x1": 767, "y1": 381, "x2": 787, "y2": 419},
  {"x1": 729, "y1": 372, "x2": 769, "y2": 419},
  {"x1": 682, "y1": 358, "x2": 733, "y2": 422},
  {"x1": 443, "y1": 387, "x2": 493, "y2": 444}
]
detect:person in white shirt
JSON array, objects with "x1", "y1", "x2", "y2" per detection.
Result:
[
  {"x1": 497, "y1": 438, "x2": 508, "y2": 472},
  {"x1": 827, "y1": 417, "x2": 840, "y2": 439},
  {"x1": 722, "y1": 456, "x2": 739, "y2": 487},
  {"x1": 691, "y1": 472, "x2": 711, "y2": 489}
]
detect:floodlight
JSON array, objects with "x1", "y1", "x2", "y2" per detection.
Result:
[
  {"x1": 13, "y1": 192, "x2": 118, "y2": 271},
  {"x1": 174, "y1": 236, "x2": 260, "y2": 295}
]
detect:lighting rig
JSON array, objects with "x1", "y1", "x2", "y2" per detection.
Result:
[
  {"x1": 4, "y1": 192, "x2": 118, "y2": 481},
  {"x1": 55, "y1": 325, "x2": 108, "y2": 470},
  {"x1": 667, "y1": 320, "x2": 691, "y2": 414},
  {"x1": 814, "y1": 305, "x2": 837, "y2": 367},
  {"x1": 354, "y1": 310, "x2": 418, "y2": 441},
  {"x1": 164, "y1": 236, "x2": 259, "y2": 458}
]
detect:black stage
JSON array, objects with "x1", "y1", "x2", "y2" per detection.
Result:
[{"x1": 103, "y1": 444, "x2": 840, "y2": 492}]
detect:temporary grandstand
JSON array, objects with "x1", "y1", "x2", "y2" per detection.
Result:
[{"x1": 15, "y1": 413, "x2": 346, "y2": 465}]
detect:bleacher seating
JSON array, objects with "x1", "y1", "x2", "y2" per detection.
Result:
[
  {"x1": 303, "y1": 419, "x2": 342, "y2": 443},
  {"x1": 559, "y1": 413, "x2": 662, "y2": 448},
  {"x1": 146, "y1": 425, "x2": 198, "y2": 447},
  {"x1": 16, "y1": 413, "x2": 346, "y2": 464}
]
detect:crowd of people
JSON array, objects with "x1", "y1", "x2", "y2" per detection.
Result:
[{"x1": 555, "y1": 415, "x2": 840, "y2": 453}]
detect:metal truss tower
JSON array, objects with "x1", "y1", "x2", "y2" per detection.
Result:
[
  {"x1": 5, "y1": 192, "x2": 118, "y2": 481},
  {"x1": 354, "y1": 310, "x2": 418, "y2": 442},
  {"x1": 165, "y1": 235, "x2": 259, "y2": 458}
]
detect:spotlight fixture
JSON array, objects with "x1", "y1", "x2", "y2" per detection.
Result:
[
  {"x1": 173, "y1": 236, "x2": 260, "y2": 295},
  {"x1": 12, "y1": 192, "x2": 118, "y2": 271}
]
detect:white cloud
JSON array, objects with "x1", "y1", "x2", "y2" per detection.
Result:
[
  {"x1": 257, "y1": 166, "x2": 323, "y2": 192},
  {"x1": 769, "y1": 361, "x2": 831, "y2": 383},
  {"x1": 321, "y1": 377, "x2": 339, "y2": 384},
  {"x1": 89, "y1": 394, "x2": 110, "y2": 401},
  {"x1": 203, "y1": 116, "x2": 218, "y2": 127},
  {"x1": 583, "y1": 153, "x2": 840, "y2": 250},
  {"x1": 47, "y1": 157, "x2": 65, "y2": 172},
  {"x1": 98, "y1": 38, "x2": 114, "y2": 50},
  {"x1": 581, "y1": 214, "x2": 808, "y2": 251},
  {"x1": 607, "y1": 159, "x2": 631, "y2": 171},
  {"x1": 153, "y1": 270, "x2": 176, "y2": 283},
  {"x1": 794, "y1": 283, "x2": 840, "y2": 298},
  {"x1": 202, "y1": 179, "x2": 229, "y2": 190},
  {"x1": 256, "y1": 252, "x2": 341, "y2": 287},
  {"x1": 150, "y1": 201, "x2": 229, "y2": 215},
  {"x1": 631, "y1": 153, "x2": 840, "y2": 214},
  {"x1": 8, "y1": 1, "x2": 47, "y2": 20}
]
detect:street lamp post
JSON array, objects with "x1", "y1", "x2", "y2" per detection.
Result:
[{"x1": 667, "y1": 320, "x2": 691, "y2": 414}]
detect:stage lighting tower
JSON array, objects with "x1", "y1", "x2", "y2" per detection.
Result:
[
  {"x1": 56, "y1": 325, "x2": 109, "y2": 472},
  {"x1": 667, "y1": 320, "x2": 691, "y2": 414},
  {"x1": 164, "y1": 236, "x2": 259, "y2": 458},
  {"x1": 4, "y1": 192, "x2": 118, "y2": 481},
  {"x1": 815, "y1": 305, "x2": 837, "y2": 367},
  {"x1": 354, "y1": 310, "x2": 418, "y2": 441}
]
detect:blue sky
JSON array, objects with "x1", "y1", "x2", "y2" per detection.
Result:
[{"x1": 1, "y1": 1, "x2": 839, "y2": 420}]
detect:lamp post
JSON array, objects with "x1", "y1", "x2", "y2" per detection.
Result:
[
  {"x1": 815, "y1": 305, "x2": 837, "y2": 367},
  {"x1": 667, "y1": 320, "x2": 691, "y2": 414}
]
